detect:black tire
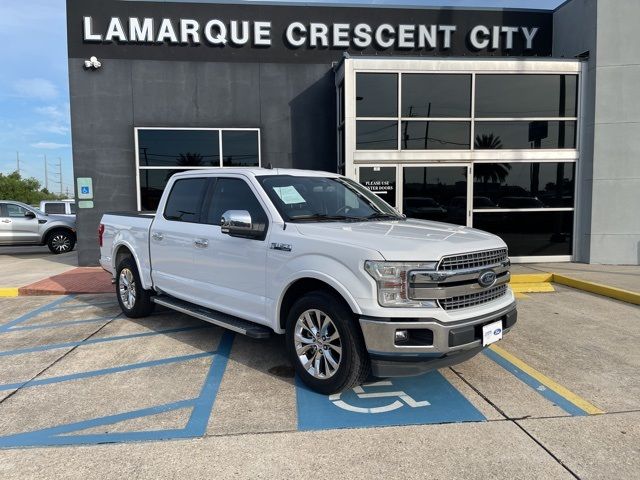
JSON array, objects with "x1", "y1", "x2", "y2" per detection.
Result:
[
  {"x1": 285, "y1": 290, "x2": 370, "y2": 395},
  {"x1": 47, "y1": 229, "x2": 76, "y2": 254},
  {"x1": 115, "y1": 257, "x2": 155, "y2": 318}
]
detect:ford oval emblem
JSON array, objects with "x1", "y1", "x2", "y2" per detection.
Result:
[
  {"x1": 478, "y1": 270, "x2": 497, "y2": 288},
  {"x1": 494, "y1": 328, "x2": 502, "y2": 335}
]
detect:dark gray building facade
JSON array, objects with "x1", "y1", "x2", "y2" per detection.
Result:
[{"x1": 67, "y1": 0, "x2": 640, "y2": 266}]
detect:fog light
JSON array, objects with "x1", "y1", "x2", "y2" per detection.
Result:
[{"x1": 395, "y1": 330, "x2": 409, "y2": 343}]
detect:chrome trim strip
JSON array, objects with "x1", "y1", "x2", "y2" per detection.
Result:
[
  {"x1": 409, "y1": 272, "x2": 510, "y2": 300},
  {"x1": 409, "y1": 263, "x2": 509, "y2": 284}
]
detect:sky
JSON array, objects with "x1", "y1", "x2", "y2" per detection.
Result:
[{"x1": 0, "y1": 0, "x2": 565, "y2": 197}]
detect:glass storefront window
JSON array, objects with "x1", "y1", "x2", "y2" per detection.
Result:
[
  {"x1": 221, "y1": 130, "x2": 259, "y2": 167},
  {"x1": 138, "y1": 129, "x2": 220, "y2": 167},
  {"x1": 401, "y1": 121, "x2": 470, "y2": 150},
  {"x1": 473, "y1": 211, "x2": 574, "y2": 256},
  {"x1": 401, "y1": 74, "x2": 471, "y2": 118},
  {"x1": 474, "y1": 121, "x2": 576, "y2": 149},
  {"x1": 139, "y1": 169, "x2": 188, "y2": 211},
  {"x1": 402, "y1": 166, "x2": 468, "y2": 225},
  {"x1": 359, "y1": 166, "x2": 397, "y2": 207},
  {"x1": 356, "y1": 121, "x2": 398, "y2": 150},
  {"x1": 475, "y1": 74, "x2": 578, "y2": 118},
  {"x1": 473, "y1": 162, "x2": 575, "y2": 208},
  {"x1": 356, "y1": 73, "x2": 398, "y2": 117}
]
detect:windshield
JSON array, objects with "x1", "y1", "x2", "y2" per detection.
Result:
[{"x1": 257, "y1": 175, "x2": 403, "y2": 222}]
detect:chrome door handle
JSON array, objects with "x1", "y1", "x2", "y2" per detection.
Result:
[
  {"x1": 1, "y1": 219, "x2": 10, "y2": 223},
  {"x1": 151, "y1": 232, "x2": 164, "y2": 241},
  {"x1": 194, "y1": 239, "x2": 208, "y2": 248}
]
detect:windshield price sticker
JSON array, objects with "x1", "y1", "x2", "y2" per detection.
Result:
[{"x1": 273, "y1": 186, "x2": 306, "y2": 205}]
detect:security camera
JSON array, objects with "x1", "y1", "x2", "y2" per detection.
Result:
[{"x1": 84, "y1": 56, "x2": 102, "y2": 70}]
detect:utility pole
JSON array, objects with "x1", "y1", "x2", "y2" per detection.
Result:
[
  {"x1": 58, "y1": 158, "x2": 63, "y2": 196},
  {"x1": 44, "y1": 155, "x2": 49, "y2": 191},
  {"x1": 16, "y1": 151, "x2": 20, "y2": 174}
]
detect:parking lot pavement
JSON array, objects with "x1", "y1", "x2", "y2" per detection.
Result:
[
  {"x1": 0, "y1": 247, "x2": 77, "y2": 288},
  {"x1": 0, "y1": 287, "x2": 638, "y2": 478}
]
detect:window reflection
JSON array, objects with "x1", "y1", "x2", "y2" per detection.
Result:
[
  {"x1": 403, "y1": 167, "x2": 468, "y2": 225},
  {"x1": 401, "y1": 74, "x2": 471, "y2": 117},
  {"x1": 473, "y1": 162, "x2": 575, "y2": 208},
  {"x1": 138, "y1": 130, "x2": 219, "y2": 167},
  {"x1": 139, "y1": 169, "x2": 188, "y2": 211},
  {"x1": 222, "y1": 131, "x2": 259, "y2": 167},
  {"x1": 356, "y1": 121, "x2": 398, "y2": 150},
  {"x1": 474, "y1": 121, "x2": 576, "y2": 149},
  {"x1": 401, "y1": 122, "x2": 470, "y2": 150},
  {"x1": 474, "y1": 211, "x2": 574, "y2": 256},
  {"x1": 356, "y1": 73, "x2": 397, "y2": 117}
]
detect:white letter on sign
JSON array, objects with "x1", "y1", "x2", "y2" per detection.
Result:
[{"x1": 83, "y1": 16, "x2": 102, "y2": 42}]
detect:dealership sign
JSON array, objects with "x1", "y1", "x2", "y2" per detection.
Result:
[
  {"x1": 68, "y1": 0, "x2": 552, "y2": 62},
  {"x1": 83, "y1": 16, "x2": 540, "y2": 51}
]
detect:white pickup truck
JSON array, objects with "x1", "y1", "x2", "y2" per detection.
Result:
[{"x1": 99, "y1": 168, "x2": 516, "y2": 394}]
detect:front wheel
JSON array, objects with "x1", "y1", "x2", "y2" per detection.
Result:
[
  {"x1": 285, "y1": 291, "x2": 370, "y2": 395},
  {"x1": 115, "y1": 257, "x2": 154, "y2": 318}
]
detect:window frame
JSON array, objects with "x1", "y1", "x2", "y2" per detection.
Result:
[
  {"x1": 201, "y1": 176, "x2": 270, "y2": 241},
  {"x1": 135, "y1": 127, "x2": 261, "y2": 211}
]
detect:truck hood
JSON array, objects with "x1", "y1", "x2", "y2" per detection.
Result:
[{"x1": 294, "y1": 219, "x2": 506, "y2": 261}]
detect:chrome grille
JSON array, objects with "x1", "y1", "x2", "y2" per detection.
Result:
[
  {"x1": 438, "y1": 249, "x2": 508, "y2": 271},
  {"x1": 439, "y1": 284, "x2": 508, "y2": 311}
]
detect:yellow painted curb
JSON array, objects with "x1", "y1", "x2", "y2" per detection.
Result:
[
  {"x1": 510, "y1": 273, "x2": 553, "y2": 283},
  {"x1": 510, "y1": 282, "x2": 555, "y2": 293},
  {"x1": 552, "y1": 274, "x2": 640, "y2": 306},
  {"x1": 489, "y1": 344, "x2": 605, "y2": 415},
  {"x1": 0, "y1": 288, "x2": 19, "y2": 297}
]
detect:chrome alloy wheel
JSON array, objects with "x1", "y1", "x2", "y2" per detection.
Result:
[
  {"x1": 51, "y1": 234, "x2": 71, "y2": 252},
  {"x1": 294, "y1": 309, "x2": 342, "y2": 379},
  {"x1": 118, "y1": 268, "x2": 137, "y2": 310}
]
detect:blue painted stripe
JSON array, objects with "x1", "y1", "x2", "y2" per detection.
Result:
[
  {"x1": 4, "y1": 316, "x2": 119, "y2": 333},
  {"x1": 185, "y1": 331, "x2": 235, "y2": 435},
  {"x1": 0, "y1": 325, "x2": 210, "y2": 357},
  {"x1": 53, "y1": 300, "x2": 117, "y2": 310},
  {"x1": 483, "y1": 348, "x2": 588, "y2": 417},
  {"x1": 0, "y1": 351, "x2": 217, "y2": 391},
  {"x1": 0, "y1": 399, "x2": 196, "y2": 448},
  {"x1": 0, "y1": 295, "x2": 75, "y2": 333}
]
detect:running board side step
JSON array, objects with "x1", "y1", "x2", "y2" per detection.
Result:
[{"x1": 152, "y1": 295, "x2": 271, "y2": 339}]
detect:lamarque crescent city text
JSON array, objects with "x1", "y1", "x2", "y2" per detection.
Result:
[{"x1": 82, "y1": 16, "x2": 540, "y2": 51}]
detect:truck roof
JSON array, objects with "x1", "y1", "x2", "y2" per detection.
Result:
[{"x1": 172, "y1": 167, "x2": 339, "y2": 179}]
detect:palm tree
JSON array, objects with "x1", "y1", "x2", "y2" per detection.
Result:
[
  {"x1": 474, "y1": 133, "x2": 503, "y2": 150},
  {"x1": 176, "y1": 152, "x2": 204, "y2": 167},
  {"x1": 474, "y1": 163, "x2": 512, "y2": 184}
]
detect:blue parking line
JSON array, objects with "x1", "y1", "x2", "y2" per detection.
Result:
[
  {"x1": 53, "y1": 300, "x2": 117, "y2": 310},
  {"x1": 0, "y1": 331, "x2": 236, "y2": 448},
  {"x1": 185, "y1": 331, "x2": 235, "y2": 435},
  {"x1": 483, "y1": 348, "x2": 588, "y2": 417},
  {"x1": 3, "y1": 316, "x2": 118, "y2": 333},
  {"x1": 0, "y1": 325, "x2": 211, "y2": 357},
  {"x1": 0, "y1": 350, "x2": 217, "y2": 391},
  {"x1": 0, "y1": 295, "x2": 75, "y2": 333}
]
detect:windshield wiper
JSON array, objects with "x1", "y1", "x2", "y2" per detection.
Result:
[
  {"x1": 365, "y1": 212, "x2": 404, "y2": 221},
  {"x1": 288, "y1": 213, "x2": 363, "y2": 222}
]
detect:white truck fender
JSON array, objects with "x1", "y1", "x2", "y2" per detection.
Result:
[{"x1": 111, "y1": 239, "x2": 152, "y2": 291}]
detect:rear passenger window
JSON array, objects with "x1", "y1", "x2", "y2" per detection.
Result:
[
  {"x1": 45, "y1": 203, "x2": 65, "y2": 214},
  {"x1": 204, "y1": 178, "x2": 268, "y2": 229},
  {"x1": 69, "y1": 203, "x2": 76, "y2": 214},
  {"x1": 163, "y1": 178, "x2": 208, "y2": 223}
]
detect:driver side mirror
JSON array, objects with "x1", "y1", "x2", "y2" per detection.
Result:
[
  {"x1": 24, "y1": 211, "x2": 36, "y2": 219},
  {"x1": 220, "y1": 210, "x2": 265, "y2": 239}
]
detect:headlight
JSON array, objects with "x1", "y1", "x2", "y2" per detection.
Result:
[{"x1": 364, "y1": 261, "x2": 438, "y2": 308}]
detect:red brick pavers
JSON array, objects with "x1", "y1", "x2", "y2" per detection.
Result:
[{"x1": 19, "y1": 267, "x2": 114, "y2": 295}]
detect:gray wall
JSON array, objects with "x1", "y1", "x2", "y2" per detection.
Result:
[
  {"x1": 554, "y1": 0, "x2": 640, "y2": 264},
  {"x1": 69, "y1": 60, "x2": 336, "y2": 265}
]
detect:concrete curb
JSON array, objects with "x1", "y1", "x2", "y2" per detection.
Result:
[{"x1": 552, "y1": 274, "x2": 640, "y2": 306}]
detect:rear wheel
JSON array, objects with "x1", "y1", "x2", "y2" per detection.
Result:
[
  {"x1": 47, "y1": 230, "x2": 75, "y2": 254},
  {"x1": 285, "y1": 291, "x2": 370, "y2": 394},
  {"x1": 116, "y1": 257, "x2": 154, "y2": 318}
]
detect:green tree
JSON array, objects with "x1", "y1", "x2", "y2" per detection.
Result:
[{"x1": 0, "y1": 171, "x2": 64, "y2": 205}]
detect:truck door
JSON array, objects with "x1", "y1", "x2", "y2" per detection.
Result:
[
  {"x1": 0, "y1": 203, "x2": 40, "y2": 244},
  {"x1": 189, "y1": 176, "x2": 269, "y2": 325},
  {"x1": 149, "y1": 177, "x2": 209, "y2": 301}
]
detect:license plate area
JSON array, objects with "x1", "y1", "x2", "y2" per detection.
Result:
[{"x1": 482, "y1": 320, "x2": 503, "y2": 346}]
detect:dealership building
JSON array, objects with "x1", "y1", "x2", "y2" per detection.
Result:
[{"x1": 67, "y1": 0, "x2": 640, "y2": 266}]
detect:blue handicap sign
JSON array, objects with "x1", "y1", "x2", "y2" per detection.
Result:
[
  {"x1": 296, "y1": 371, "x2": 485, "y2": 431},
  {"x1": 81, "y1": 186, "x2": 90, "y2": 194}
]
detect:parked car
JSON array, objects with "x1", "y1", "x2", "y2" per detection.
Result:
[
  {"x1": 99, "y1": 168, "x2": 516, "y2": 394},
  {"x1": 0, "y1": 201, "x2": 76, "y2": 253},
  {"x1": 39, "y1": 199, "x2": 76, "y2": 218}
]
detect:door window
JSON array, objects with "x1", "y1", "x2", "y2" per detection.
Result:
[
  {"x1": 204, "y1": 178, "x2": 268, "y2": 231},
  {"x1": 6, "y1": 204, "x2": 28, "y2": 218},
  {"x1": 44, "y1": 203, "x2": 66, "y2": 214},
  {"x1": 163, "y1": 178, "x2": 208, "y2": 223}
]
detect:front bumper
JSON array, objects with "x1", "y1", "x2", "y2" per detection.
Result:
[{"x1": 359, "y1": 302, "x2": 517, "y2": 377}]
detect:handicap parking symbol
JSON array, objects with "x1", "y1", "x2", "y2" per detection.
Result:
[
  {"x1": 81, "y1": 186, "x2": 90, "y2": 194},
  {"x1": 296, "y1": 371, "x2": 485, "y2": 431}
]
